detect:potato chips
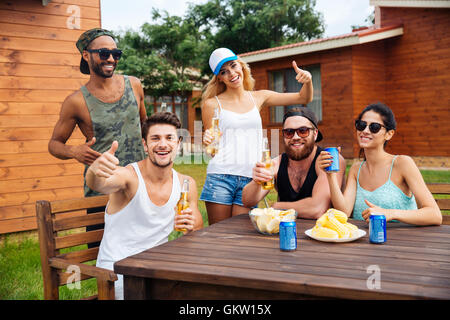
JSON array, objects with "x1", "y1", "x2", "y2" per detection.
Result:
[{"x1": 249, "y1": 208, "x2": 296, "y2": 234}]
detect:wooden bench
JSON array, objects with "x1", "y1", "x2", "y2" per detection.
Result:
[
  {"x1": 36, "y1": 195, "x2": 117, "y2": 300},
  {"x1": 427, "y1": 183, "x2": 450, "y2": 225}
]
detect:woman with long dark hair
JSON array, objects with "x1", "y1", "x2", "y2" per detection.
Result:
[{"x1": 317, "y1": 102, "x2": 441, "y2": 225}]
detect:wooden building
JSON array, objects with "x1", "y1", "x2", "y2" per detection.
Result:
[
  {"x1": 0, "y1": 0, "x2": 101, "y2": 234},
  {"x1": 0, "y1": 0, "x2": 202, "y2": 235},
  {"x1": 240, "y1": 0, "x2": 450, "y2": 166}
]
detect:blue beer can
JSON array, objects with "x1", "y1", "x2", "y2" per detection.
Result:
[
  {"x1": 324, "y1": 147, "x2": 340, "y2": 172},
  {"x1": 369, "y1": 213, "x2": 386, "y2": 244},
  {"x1": 279, "y1": 221, "x2": 297, "y2": 251}
]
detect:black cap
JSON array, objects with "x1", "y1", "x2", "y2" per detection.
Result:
[
  {"x1": 76, "y1": 28, "x2": 115, "y2": 75},
  {"x1": 282, "y1": 107, "x2": 323, "y2": 142},
  {"x1": 79, "y1": 57, "x2": 90, "y2": 74}
]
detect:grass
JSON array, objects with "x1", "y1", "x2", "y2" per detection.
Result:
[
  {"x1": 0, "y1": 238, "x2": 42, "y2": 300},
  {"x1": 0, "y1": 161, "x2": 448, "y2": 300},
  {"x1": 0, "y1": 239, "x2": 97, "y2": 300},
  {"x1": 420, "y1": 169, "x2": 450, "y2": 184}
]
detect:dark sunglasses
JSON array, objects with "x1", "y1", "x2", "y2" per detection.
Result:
[
  {"x1": 355, "y1": 120, "x2": 386, "y2": 134},
  {"x1": 282, "y1": 126, "x2": 315, "y2": 139},
  {"x1": 87, "y1": 48, "x2": 122, "y2": 60}
]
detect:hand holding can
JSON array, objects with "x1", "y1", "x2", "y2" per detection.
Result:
[{"x1": 324, "y1": 147, "x2": 340, "y2": 172}]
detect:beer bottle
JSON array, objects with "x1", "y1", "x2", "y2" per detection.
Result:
[
  {"x1": 206, "y1": 107, "x2": 220, "y2": 156},
  {"x1": 175, "y1": 179, "x2": 189, "y2": 232},
  {"x1": 261, "y1": 137, "x2": 274, "y2": 190}
]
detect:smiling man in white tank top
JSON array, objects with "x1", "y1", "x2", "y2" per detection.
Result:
[{"x1": 86, "y1": 112, "x2": 204, "y2": 299}]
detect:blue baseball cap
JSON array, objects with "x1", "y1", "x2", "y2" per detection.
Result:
[{"x1": 209, "y1": 48, "x2": 238, "y2": 75}]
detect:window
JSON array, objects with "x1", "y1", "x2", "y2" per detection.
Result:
[
  {"x1": 268, "y1": 64, "x2": 322, "y2": 123},
  {"x1": 146, "y1": 95, "x2": 189, "y2": 129}
]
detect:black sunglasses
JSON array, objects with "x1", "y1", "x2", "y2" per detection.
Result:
[
  {"x1": 282, "y1": 126, "x2": 315, "y2": 139},
  {"x1": 87, "y1": 48, "x2": 122, "y2": 60},
  {"x1": 355, "y1": 120, "x2": 386, "y2": 134}
]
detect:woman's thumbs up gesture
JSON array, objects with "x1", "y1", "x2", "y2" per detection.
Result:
[{"x1": 292, "y1": 61, "x2": 312, "y2": 84}]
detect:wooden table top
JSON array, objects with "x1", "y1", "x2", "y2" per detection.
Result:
[{"x1": 114, "y1": 214, "x2": 450, "y2": 300}]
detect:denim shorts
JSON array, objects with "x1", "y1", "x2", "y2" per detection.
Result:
[{"x1": 200, "y1": 173, "x2": 253, "y2": 207}]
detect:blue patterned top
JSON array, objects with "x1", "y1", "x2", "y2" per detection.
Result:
[{"x1": 352, "y1": 156, "x2": 417, "y2": 220}]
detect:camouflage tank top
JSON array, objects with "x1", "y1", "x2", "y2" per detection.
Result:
[{"x1": 81, "y1": 75, "x2": 146, "y2": 197}]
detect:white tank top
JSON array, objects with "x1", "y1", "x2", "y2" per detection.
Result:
[
  {"x1": 207, "y1": 91, "x2": 263, "y2": 178},
  {"x1": 96, "y1": 162, "x2": 181, "y2": 269}
]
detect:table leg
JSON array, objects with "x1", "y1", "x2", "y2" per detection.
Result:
[{"x1": 123, "y1": 275, "x2": 150, "y2": 300}]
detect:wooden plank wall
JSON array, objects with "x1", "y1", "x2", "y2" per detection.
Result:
[
  {"x1": 351, "y1": 41, "x2": 387, "y2": 158},
  {"x1": 0, "y1": 0, "x2": 101, "y2": 234},
  {"x1": 247, "y1": 47, "x2": 355, "y2": 160},
  {"x1": 379, "y1": 7, "x2": 450, "y2": 158},
  {"x1": 249, "y1": 7, "x2": 450, "y2": 162}
]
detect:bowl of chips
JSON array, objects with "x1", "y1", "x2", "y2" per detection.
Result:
[{"x1": 249, "y1": 208, "x2": 297, "y2": 235}]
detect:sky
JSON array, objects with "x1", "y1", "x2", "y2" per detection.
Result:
[{"x1": 101, "y1": 0, "x2": 374, "y2": 39}]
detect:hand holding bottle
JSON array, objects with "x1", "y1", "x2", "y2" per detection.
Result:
[
  {"x1": 260, "y1": 137, "x2": 274, "y2": 190},
  {"x1": 174, "y1": 207, "x2": 195, "y2": 234},
  {"x1": 204, "y1": 107, "x2": 221, "y2": 156},
  {"x1": 175, "y1": 179, "x2": 191, "y2": 232},
  {"x1": 252, "y1": 161, "x2": 275, "y2": 185}
]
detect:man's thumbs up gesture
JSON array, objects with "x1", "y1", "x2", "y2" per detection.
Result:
[
  {"x1": 89, "y1": 141, "x2": 120, "y2": 179},
  {"x1": 292, "y1": 61, "x2": 312, "y2": 84}
]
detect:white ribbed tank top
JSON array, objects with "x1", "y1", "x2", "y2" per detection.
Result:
[
  {"x1": 206, "y1": 91, "x2": 263, "y2": 178},
  {"x1": 96, "y1": 162, "x2": 181, "y2": 298}
]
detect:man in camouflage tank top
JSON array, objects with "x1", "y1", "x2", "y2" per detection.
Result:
[
  {"x1": 49, "y1": 28, "x2": 146, "y2": 196},
  {"x1": 49, "y1": 28, "x2": 146, "y2": 245}
]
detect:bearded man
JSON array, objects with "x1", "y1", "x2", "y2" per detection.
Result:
[{"x1": 242, "y1": 107, "x2": 346, "y2": 219}]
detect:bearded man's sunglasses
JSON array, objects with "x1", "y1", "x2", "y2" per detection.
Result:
[
  {"x1": 87, "y1": 48, "x2": 123, "y2": 61},
  {"x1": 355, "y1": 120, "x2": 386, "y2": 134},
  {"x1": 282, "y1": 126, "x2": 315, "y2": 139}
]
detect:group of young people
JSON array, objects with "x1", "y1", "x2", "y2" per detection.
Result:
[
  {"x1": 49, "y1": 28, "x2": 442, "y2": 299},
  {"x1": 200, "y1": 47, "x2": 441, "y2": 227}
]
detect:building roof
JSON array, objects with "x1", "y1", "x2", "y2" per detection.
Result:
[
  {"x1": 239, "y1": 24, "x2": 403, "y2": 63},
  {"x1": 370, "y1": 0, "x2": 450, "y2": 8}
]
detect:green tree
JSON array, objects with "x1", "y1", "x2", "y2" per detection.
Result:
[
  {"x1": 116, "y1": 1, "x2": 325, "y2": 106},
  {"x1": 116, "y1": 9, "x2": 206, "y2": 100},
  {"x1": 186, "y1": 0, "x2": 325, "y2": 60}
]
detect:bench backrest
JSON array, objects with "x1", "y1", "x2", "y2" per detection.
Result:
[
  {"x1": 427, "y1": 183, "x2": 450, "y2": 225},
  {"x1": 36, "y1": 195, "x2": 109, "y2": 299}
]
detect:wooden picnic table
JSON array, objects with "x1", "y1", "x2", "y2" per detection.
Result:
[{"x1": 114, "y1": 214, "x2": 450, "y2": 300}]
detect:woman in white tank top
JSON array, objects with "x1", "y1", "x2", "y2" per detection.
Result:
[{"x1": 201, "y1": 48, "x2": 314, "y2": 225}]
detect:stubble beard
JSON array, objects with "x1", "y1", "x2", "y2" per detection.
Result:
[
  {"x1": 90, "y1": 58, "x2": 116, "y2": 78},
  {"x1": 148, "y1": 149, "x2": 174, "y2": 169},
  {"x1": 150, "y1": 157, "x2": 173, "y2": 168}
]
